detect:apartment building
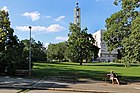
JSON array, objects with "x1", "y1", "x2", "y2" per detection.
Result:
[{"x1": 92, "y1": 30, "x2": 118, "y2": 62}]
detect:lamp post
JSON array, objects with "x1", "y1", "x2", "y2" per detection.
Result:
[{"x1": 29, "y1": 26, "x2": 32, "y2": 77}]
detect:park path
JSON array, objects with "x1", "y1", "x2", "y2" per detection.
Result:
[{"x1": 0, "y1": 76, "x2": 140, "y2": 93}]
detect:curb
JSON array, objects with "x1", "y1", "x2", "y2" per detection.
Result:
[{"x1": 47, "y1": 88, "x2": 111, "y2": 93}]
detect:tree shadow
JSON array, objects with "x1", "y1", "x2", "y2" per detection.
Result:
[{"x1": 32, "y1": 62, "x2": 140, "y2": 84}]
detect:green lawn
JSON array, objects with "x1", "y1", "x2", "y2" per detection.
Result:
[{"x1": 32, "y1": 62, "x2": 140, "y2": 82}]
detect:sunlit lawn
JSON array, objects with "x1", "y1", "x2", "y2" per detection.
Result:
[{"x1": 32, "y1": 62, "x2": 140, "y2": 82}]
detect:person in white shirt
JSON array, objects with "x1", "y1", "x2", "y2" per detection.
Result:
[{"x1": 107, "y1": 70, "x2": 120, "y2": 85}]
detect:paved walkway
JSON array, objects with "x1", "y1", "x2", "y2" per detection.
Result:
[{"x1": 0, "y1": 76, "x2": 140, "y2": 93}]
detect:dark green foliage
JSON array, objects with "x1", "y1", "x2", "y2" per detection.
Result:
[
  {"x1": 122, "y1": 15, "x2": 140, "y2": 64},
  {"x1": 66, "y1": 23, "x2": 99, "y2": 65},
  {"x1": 46, "y1": 24, "x2": 99, "y2": 64},
  {"x1": 0, "y1": 10, "x2": 47, "y2": 75},
  {"x1": 47, "y1": 42, "x2": 67, "y2": 62},
  {"x1": 103, "y1": 0, "x2": 140, "y2": 65},
  {"x1": 0, "y1": 10, "x2": 19, "y2": 74},
  {"x1": 0, "y1": 10, "x2": 31, "y2": 74},
  {"x1": 21, "y1": 39, "x2": 47, "y2": 62}
]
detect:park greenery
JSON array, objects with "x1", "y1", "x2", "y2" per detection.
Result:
[
  {"x1": 66, "y1": 23, "x2": 99, "y2": 65},
  {"x1": 0, "y1": 10, "x2": 47, "y2": 74},
  {"x1": 47, "y1": 24, "x2": 99, "y2": 65},
  {"x1": 47, "y1": 42, "x2": 67, "y2": 62},
  {"x1": 0, "y1": 0, "x2": 140, "y2": 75},
  {"x1": 103, "y1": 0, "x2": 140, "y2": 66},
  {"x1": 0, "y1": 10, "x2": 99, "y2": 75},
  {"x1": 33, "y1": 62, "x2": 140, "y2": 82}
]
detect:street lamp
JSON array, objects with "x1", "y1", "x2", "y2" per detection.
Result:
[{"x1": 29, "y1": 26, "x2": 32, "y2": 77}]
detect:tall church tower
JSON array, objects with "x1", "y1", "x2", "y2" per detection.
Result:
[{"x1": 74, "y1": 2, "x2": 81, "y2": 27}]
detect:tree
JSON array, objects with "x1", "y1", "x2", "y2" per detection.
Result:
[
  {"x1": 0, "y1": 10, "x2": 11, "y2": 51},
  {"x1": 57, "y1": 42, "x2": 67, "y2": 61},
  {"x1": 122, "y1": 15, "x2": 140, "y2": 65},
  {"x1": 66, "y1": 23, "x2": 99, "y2": 65},
  {"x1": 31, "y1": 40, "x2": 47, "y2": 62},
  {"x1": 103, "y1": 0, "x2": 140, "y2": 65},
  {"x1": 21, "y1": 39, "x2": 47, "y2": 62},
  {"x1": 0, "y1": 10, "x2": 23, "y2": 74},
  {"x1": 0, "y1": 10, "x2": 36, "y2": 74},
  {"x1": 47, "y1": 42, "x2": 67, "y2": 62},
  {"x1": 0, "y1": 10, "x2": 48, "y2": 74}
]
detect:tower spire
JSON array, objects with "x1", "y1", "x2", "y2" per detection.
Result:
[
  {"x1": 74, "y1": 1, "x2": 81, "y2": 28},
  {"x1": 76, "y1": 2, "x2": 78, "y2": 7}
]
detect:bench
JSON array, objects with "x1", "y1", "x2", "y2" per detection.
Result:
[
  {"x1": 15, "y1": 70, "x2": 29, "y2": 76},
  {"x1": 59, "y1": 71, "x2": 78, "y2": 83},
  {"x1": 104, "y1": 74, "x2": 111, "y2": 83}
]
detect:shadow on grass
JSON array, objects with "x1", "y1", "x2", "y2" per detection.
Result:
[{"x1": 32, "y1": 62, "x2": 140, "y2": 84}]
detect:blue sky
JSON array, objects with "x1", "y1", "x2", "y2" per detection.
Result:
[{"x1": 0, "y1": 0, "x2": 121, "y2": 47}]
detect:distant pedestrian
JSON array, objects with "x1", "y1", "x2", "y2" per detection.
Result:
[{"x1": 107, "y1": 70, "x2": 120, "y2": 85}]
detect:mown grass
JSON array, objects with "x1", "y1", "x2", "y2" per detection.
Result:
[{"x1": 32, "y1": 62, "x2": 140, "y2": 82}]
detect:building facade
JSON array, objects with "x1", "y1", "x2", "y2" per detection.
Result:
[{"x1": 92, "y1": 30, "x2": 118, "y2": 62}]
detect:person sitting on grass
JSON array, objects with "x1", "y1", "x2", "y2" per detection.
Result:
[{"x1": 107, "y1": 70, "x2": 120, "y2": 85}]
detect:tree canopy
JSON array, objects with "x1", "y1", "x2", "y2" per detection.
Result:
[
  {"x1": 21, "y1": 39, "x2": 47, "y2": 62},
  {"x1": 47, "y1": 42, "x2": 67, "y2": 62},
  {"x1": 103, "y1": 0, "x2": 140, "y2": 65},
  {"x1": 0, "y1": 10, "x2": 21, "y2": 74},
  {"x1": 66, "y1": 23, "x2": 99, "y2": 65},
  {"x1": 0, "y1": 10, "x2": 47, "y2": 74}
]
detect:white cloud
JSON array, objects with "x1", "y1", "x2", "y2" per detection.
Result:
[
  {"x1": 22, "y1": 11, "x2": 40, "y2": 21},
  {"x1": 55, "y1": 36, "x2": 68, "y2": 41},
  {"x1": 1, "y1": 6, "x2": 9, "y2": 12},
  {"x1": 46, "y1": 24, "x2": 65, "y2": 32},
  {"x1": 16, "y1": 26, "x2": 29, "y2": 31},
  {"x1": 46, "y1": 16, "x2": 51, "y2": 18},
  {"x1": 55, "y1": 16, "x2": 65, "y2": 22},
  {"x1": 16, "y1": 24, "x2": 65, "y2": 33}
]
